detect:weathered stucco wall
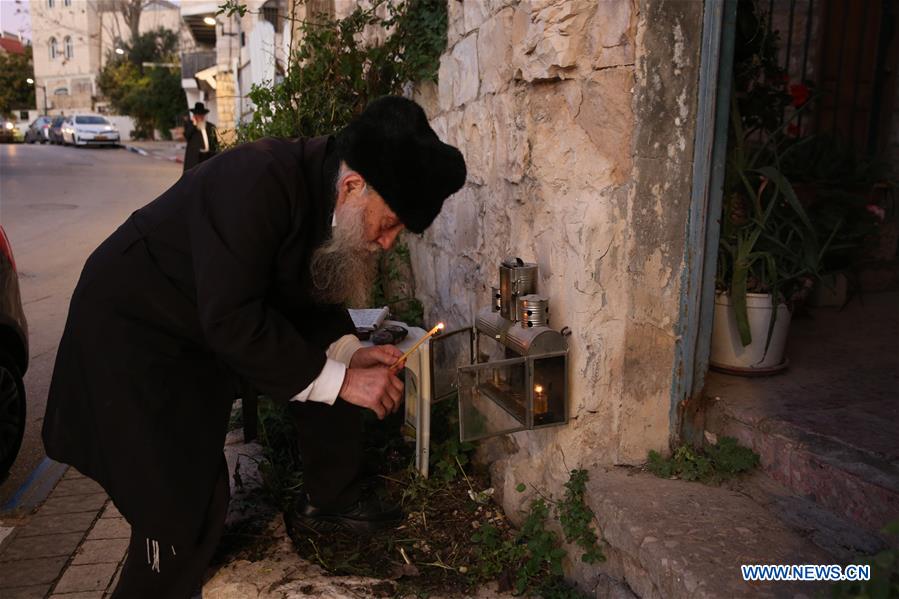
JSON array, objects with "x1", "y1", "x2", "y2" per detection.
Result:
[{"x1": 409, "y1": 0, "x2": 703, "y2": 547}]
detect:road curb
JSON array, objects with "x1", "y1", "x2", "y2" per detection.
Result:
[
  {"x1": 1, "y1": 457, "x2": 68, "y2": 514},
  {"x1": 123, "y1": 144, "x2": 182, "y2": 164},
  {"x1": 123, "y1": 144, "x2": 149, "y2": 156}
]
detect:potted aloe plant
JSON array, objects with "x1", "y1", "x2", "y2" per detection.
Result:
[
  {"x1": 712, "y1": 124, "x2": 825, "y2": 373},
  {"x1": 710, "y1": 2, "x2": 834, "y2": 374}
]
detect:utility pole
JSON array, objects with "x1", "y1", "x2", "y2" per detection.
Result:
[{"x1": 27, "y1": 78, "x2": 48, "y2": 115}]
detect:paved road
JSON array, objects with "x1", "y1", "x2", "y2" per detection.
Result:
[{"x1": 0, "y1": 143, "x2": 181, "y2": 507}]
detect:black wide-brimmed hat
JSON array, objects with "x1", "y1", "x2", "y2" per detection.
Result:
[
  {"x1": 190, "y1": 102, "x2": 210, "y2": 115},
  {"x1": 335, "y1": 96, "x2": 467, "y2": 234}
]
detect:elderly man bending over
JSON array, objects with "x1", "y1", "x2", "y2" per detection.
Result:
[{"x1": 42, "y1": 96, "x2": 467, "y2": 598}]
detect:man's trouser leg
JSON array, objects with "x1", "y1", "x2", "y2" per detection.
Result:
[
  {"x1": 289, "y1": 398, "x2": 364, "y2": 509},
  {"x1": 110, "y1": 458, "x2": 230, "y2": 599}
]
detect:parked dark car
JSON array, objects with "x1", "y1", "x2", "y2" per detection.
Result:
[
  {"x1": 0, "y1": 225, "x2": 28, "y2": 482},
  {"x1": 48, "y1": 116, "x2": 67, "y2": 145},
  {"x1": 24, "y1": 116, "x2": 52, "y2": 144}
]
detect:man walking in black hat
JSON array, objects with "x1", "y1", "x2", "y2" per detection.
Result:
[
  {"x1": 42, "y1": 96, "x2": 466, "y2": 598},
  {"x1": 183, "y1": 102, "x2": 218, "y2": 171}
]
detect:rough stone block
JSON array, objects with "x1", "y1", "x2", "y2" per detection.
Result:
[
  {"x1": 437, "y1": 53, "x2": 456, "y2": 113},
  {"x1": 72, "y1": 539, "x2": 129, "y2": 565},
  {"x1": 463, "y1": 0, "x2": 490, "y2": 33},
  {"x1": 589, "y1": 0, "x2": 635, "y2": 68},
  {"x1": 85, "y1": 518, "x2": 130, "y2": 541},
  {"x1": 0, "y1": 556, "x2": 68, "y2": 586},
  {"x1": 577, "y1": 69, "x2": 635, "y2": 185},
  {"x1": 446, "y1": 0, "x2": 465, "y2": 46},
  {"x1": 477, "y1": 7, "x2": 515, "y2": 95},
  {"x1": 52, "y1": 562, "x2": 118, "y2": 594},
  {"x1": 452, "y1": 33, "x2": 480, "y2": 107},
  {"x1": 0, "y1": 532, "x2": 83, "y2": 562},
  {"x1": 512, "y1": 0, "x2": 594, "y2": 82},
  {"x1": 460, "y1": 100, "x2": 492, "y2": 184}
]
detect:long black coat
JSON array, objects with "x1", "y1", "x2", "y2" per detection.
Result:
[
  {"x1": 42, "y1": 136, "x2": 354, "y2": 543},
  {"x1": 183, "y1": 118, "x2": 219, "y2": 171}
]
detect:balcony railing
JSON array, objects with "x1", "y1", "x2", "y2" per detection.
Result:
[{"x1": 181, "y1": 51, "x2": 217, "y2": 80}]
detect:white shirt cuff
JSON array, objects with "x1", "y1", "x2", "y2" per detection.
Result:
[
  {"x1": 328, "y1": 334, "x2": 363, "y2": 366},
  {"x1": 289, "y1": 358, "x2": 346, "y2": 405}
]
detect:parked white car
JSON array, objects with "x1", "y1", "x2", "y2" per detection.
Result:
[{"x1": 62, "y1": 114, "x2": 121, "y2": 147}]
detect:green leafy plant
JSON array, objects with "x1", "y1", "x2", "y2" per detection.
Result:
[
  {"x1": 557, "y1": 470, "x2": 605, "y2": 564},
  {"x1": 233, "y1": 0, "x2": 446, "y2": 144},
  {"x1": 717, "y1": 1, "x2": 835, "y2": 347},
  {"x1": 0, "y1": 45, "x2": 34, "y2": 117},
  {"x1": 471, "y1": 470, "x2": 601, "y2": 598},
  {"x1": 96, "y1": 27, "x2": 186, "y2": 138},
  {"x1": 647, "y1": 437, "x2": 759, "y2": 484}
]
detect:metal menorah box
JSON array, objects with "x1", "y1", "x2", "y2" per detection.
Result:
[{"x1": 403, "y1": 257, "x2": 569, "y2": 477}]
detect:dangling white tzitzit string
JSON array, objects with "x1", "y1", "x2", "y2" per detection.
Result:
[
  {"x1": 171, "y1": 545, "x2": 177, "y2": 556},
  {"x1": 145, "y1": 538, "x2": 161, "y2": 573}
]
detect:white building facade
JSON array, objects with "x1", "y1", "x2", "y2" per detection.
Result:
[{"x1": 29, "y1": 0, "x2": 182, "y2": 116}]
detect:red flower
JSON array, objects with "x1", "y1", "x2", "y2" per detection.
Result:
[
  {"x1": 790, "y1": 84, "x2": 810, "y2": 107},
  {"x1": 787, "y1": 123, "x2": 800, "y2": 137}
]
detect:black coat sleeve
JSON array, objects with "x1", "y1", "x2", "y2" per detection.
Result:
[{"x1": 189, "y1": 146, "x2": 327, "y2": 401}]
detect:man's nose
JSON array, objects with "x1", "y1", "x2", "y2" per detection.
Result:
[{"x1": 377, "y1": 227, "x2": 403, "y2": 251}]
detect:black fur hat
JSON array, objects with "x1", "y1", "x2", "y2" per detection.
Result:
[{"x1": 335, "y1": 96, "x2": 467, "y2": 234}]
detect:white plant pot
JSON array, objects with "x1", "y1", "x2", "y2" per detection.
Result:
[{"x1": 710, "y1": 292, "x2": 791, "y2": 374}]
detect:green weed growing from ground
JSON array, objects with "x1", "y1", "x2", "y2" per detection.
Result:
[{"x1": 647, "y1": 436, "x2": 760, "y2": 484}]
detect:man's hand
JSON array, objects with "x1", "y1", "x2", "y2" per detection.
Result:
[
  {"x1": 339, "y1": 367, "x2": 404, "y2": 419},
  {"x1": 350, "y1": 345, "x2": 404, "y2": 370}
]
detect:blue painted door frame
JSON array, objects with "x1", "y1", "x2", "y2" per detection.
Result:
[{"x1": 671, "y1": 0, "x2": 738, "y2": 443}]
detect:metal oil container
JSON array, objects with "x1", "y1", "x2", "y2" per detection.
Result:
[{"x1": 499, "y1": 257, "x2": 538, "y2": 321}]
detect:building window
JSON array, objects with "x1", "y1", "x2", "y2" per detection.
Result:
[
  {"x1": 262, "y1": 1, "x2": 282, "y2": 33},
  {"x1": 64, "y1": 36, "x2": 73, "y2": 59},
  {"x1": 240, "y1": 31, "x2": 246, "y2": 47},
  {"x1": 73, "y1": 78, "x2": 91, "y2": 95},
  {"x1": 64, "y1": 0, "x2": 71, "y2": 5},
  {"x1": 54, "y1": 87, "x2": 69, "y2": 96},
  {"x1": 48, "y1": 0, "x2": 54, "y2": 7},
  {"x1": 49, "y1": 37, "x2": 58, "y2": 60}
]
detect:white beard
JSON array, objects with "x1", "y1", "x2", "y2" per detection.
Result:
[{"x1": 309, "y1": 200, "x2": 381, "y2": 308}]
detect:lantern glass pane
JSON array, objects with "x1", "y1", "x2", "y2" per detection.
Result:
[
  {"x1": 532, "y1": 354, "x2": 566, "y2": 427},
  {"x1": 458, "y1": 357, "x2": 528, "y2": 442},
  {"x1": 429, "y1": 327, "x2": 472, "y2": 402}
]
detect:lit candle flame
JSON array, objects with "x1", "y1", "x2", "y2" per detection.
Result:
[{"x1": 534, "y1": 385, "x2": 544, "y2": 393}]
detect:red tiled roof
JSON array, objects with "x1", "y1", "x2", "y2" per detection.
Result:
[{"x1": 0, "y1": 37, "x2": 25, "y2": 55}]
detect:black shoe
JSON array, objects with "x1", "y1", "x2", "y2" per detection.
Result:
[{"x1": 285, "y1": 493, "x2": 403, "y2": 535}]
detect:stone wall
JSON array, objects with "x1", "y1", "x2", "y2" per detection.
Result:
[{"x1": 408, "y1": 0, "x2": 704, "y2": 552}]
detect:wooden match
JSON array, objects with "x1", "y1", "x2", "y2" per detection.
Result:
[{"x1": 390, "y1": 322, "x2": 445, "y2": 371}]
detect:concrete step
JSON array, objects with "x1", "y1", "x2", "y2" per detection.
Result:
[
  {"x1": 701, "y1": 292, "x2": 899, "y2": 534},
  {"x1": 576, "y1": 467, "x2": 855, "y2": 599},
  {"x1": 704, "y1": 391, "x2": 899, "y2": 534}
]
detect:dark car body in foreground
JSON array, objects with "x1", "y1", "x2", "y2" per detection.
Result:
[{"x1": 0, "y1": 226, "x2": 28, "y2": 482}]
